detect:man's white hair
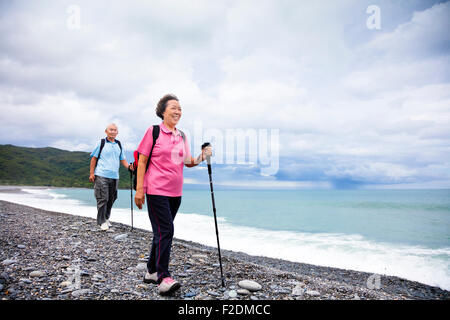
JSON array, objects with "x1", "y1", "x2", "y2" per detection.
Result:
[{"x1": 105, "y1": 123, "x2": 118, "y2": 130}]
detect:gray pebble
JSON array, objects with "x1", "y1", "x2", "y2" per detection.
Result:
[
  {"x1": 114, "y1": 234, "x2": 128, "y2": 241},
  {"x1": 207, "y1": 290, "x2": 221, "y2": 297},
  {"x1": 184, "y1": 290, "x2": 198, "y2": 298},
  {"x1": 276, "y1": 288, "x2": 291, "y2": 294},
  {"x1": 23, "y1": 266, "x2": 35, "y2": 272},
  {"x1": 228, "y1": 290, "x2": 238, "y2": 298},
  {"x1": 19, "y1": 278, "x2": 32, "y2": 284},
  {"x1": 60, "y1": 288, "x2": 74, "y2": 294},
  {"x1": 305, "y1": 290, "x2": 321, "y2": 296},
  {"x1": 8, "y1": 287, "x2": 17, "y2": 295},
  {"x1": 292, "y1": 285, "x2": 305, "y2": 296},
  {"x1": 237, "y1": 289, "x2": 250, "y2": 295},
  {"x1": 29, "y1": 270, "x2": 45, "y2": 278},
  {"x1": 238, "y1": 280, "x2": 262, "y2": 292},
  {"x1": 92, "y1": 274, "x2": 104, "y2": 281},
  {"x1": 80, "y1": 270, "x2": 90, "y2": 277},
  {"x1": 60, "y1": 281, "x2": 72, "y2": 287},
  {"x1": 2, "y1": 259, "x2": 17, "y2": 266},
  {"x1": 71, "y1": 289, "x2": 90, "y2": 297},
  {"x1": 135, "y1": 263, "x2": 147, "y2": 271},
  {"x1": 136, "y1": 284, "x2": 149, "y2": 290}
]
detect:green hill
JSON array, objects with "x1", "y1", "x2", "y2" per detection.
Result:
[{"x1": 0, "y1": 144, "x2": 132, "y2": 189}]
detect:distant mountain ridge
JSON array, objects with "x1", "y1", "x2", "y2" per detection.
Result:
[{"x1": 0, "y1": 144, "x2": 131, "y2": 188}]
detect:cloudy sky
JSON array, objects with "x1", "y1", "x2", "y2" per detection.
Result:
[{"x1": 1, "y1": 0, "x2": 449, "y2": 189}]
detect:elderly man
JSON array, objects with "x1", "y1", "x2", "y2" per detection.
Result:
[{"x1": 89, "y1": 123, "x2": 133, "y2": 230}]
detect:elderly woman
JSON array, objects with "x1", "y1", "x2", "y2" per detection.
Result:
[{"x1": 134, "y1": 93, "x2": 212, "y2": 295}]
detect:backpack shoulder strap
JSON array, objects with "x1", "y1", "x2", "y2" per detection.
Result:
[
  {"x1": 116, "y1": 139, "x2": 122, "y2": 151},
  {"x1": 178, "y1": 129, "x2": 185, "y2": 142},
  {"x1": 133, "y1": 125, "x2": 161, "y2": 191},
  {"x1": 152, "y1": 125, "x2": 160, "y2": 142},
  {"x1": 95, "y1": 139, "x2": 106, "y2": 168},
  {"x1": 145, "y1": 125, "x2": 160, "y2": 172},
  {"x1": 99, "y1": 139, "x2": 106, "y2": 157},
  {"x1": 115, "y1": 139, "x2": 123, "y2": 158}
]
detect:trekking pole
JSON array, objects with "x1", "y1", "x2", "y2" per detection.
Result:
[
  {"x1": 202, "y1": 142, "x2": 225, "y2": 287},
  {"x1": 129, "y1": 164, "x2": 134, "y2": 232}
]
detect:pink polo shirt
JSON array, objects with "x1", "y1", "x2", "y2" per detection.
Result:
[{"x1": 137, "y1": 122, "x2": 191, "y2": 197}]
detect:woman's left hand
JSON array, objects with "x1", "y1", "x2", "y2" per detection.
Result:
[{"x1": 202, "y1": 146, "x2": 212, "y2": 161}]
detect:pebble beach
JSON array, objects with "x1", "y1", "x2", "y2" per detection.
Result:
[{"x1": 1, "y1": 200, "x2": 449, "y2": 301}]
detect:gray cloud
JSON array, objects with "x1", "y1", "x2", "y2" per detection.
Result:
[{"x1": 0, "y1": 0, "x2": 449, "y2": 188}]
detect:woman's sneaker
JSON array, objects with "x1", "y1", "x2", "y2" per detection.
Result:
[
  {"x1": 106, "y1": 220, "x2": 112, "y2": 227},
  {"x1": 143, "y1": 271, "x2": 158, "y2": 284},
  {"x1": 158, "y1": 277, "x2": 180, "y2": 295}
]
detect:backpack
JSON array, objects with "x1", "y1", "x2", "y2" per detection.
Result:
[
  {"x1": 132, "y1": 125, "x2": 185, "y2": 190},
  {"x1": 95, "y1": 138, "x2": 122, "y2": 168}
]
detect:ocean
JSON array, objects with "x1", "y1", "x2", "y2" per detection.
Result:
[{"x1": 1, "y1": 187, "x2": 449, "y2": 291}]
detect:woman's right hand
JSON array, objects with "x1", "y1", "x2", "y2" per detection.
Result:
[{"x1": 134, "y1": 191, "x2": 145, "y2": 210}]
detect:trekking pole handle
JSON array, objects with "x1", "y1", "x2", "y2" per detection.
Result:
[{"x1": 202, "y1": 142, "x2": 212, "y2": 166}]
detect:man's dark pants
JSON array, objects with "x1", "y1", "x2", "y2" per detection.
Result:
[{"x1": 94, "y1": 175, "x2": 118, "y2": 225}]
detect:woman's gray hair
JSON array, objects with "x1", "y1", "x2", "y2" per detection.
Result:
[{"x1": 156, "y1": 94, "x2": 179, "y2": 120}]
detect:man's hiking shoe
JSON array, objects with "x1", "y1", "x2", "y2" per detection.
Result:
[
  {"x1": 100, "y1": 223, "x2": 109, "y2": 231},
  {"x1": 143, "y1": 272, "x2": 158, "y2": 284},
  {"x1": 158, "y1": 277, "x2": 180, "y2": 295}
]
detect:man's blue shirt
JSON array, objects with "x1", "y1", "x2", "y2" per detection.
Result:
[{"x1": 90, "y1": 138, "x2": 125, "y2": 179}]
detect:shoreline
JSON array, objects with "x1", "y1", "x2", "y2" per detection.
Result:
[{"x1": 1, "y1": 200, "x2": 449, "y2": 300}]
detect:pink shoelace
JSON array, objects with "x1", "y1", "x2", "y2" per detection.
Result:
[{"x1": 162, "y1": 277, "x2": 175, "y2": 285}]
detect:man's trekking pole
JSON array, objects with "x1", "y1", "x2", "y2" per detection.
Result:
[
  {"x1": 129, "y1": 164, "x2": 134, "y2": 232},
  {"x1": 202, "y1": 142, "x2": 225, "y2": 287}
]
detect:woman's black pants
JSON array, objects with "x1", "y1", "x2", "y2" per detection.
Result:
[{"x1": 146, "y1": 194, "x2": 181, "y2": 284}]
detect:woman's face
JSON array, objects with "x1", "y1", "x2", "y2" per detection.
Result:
[{"x1": 163, "y1": 100, "x2": 182, "y2": 127}]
